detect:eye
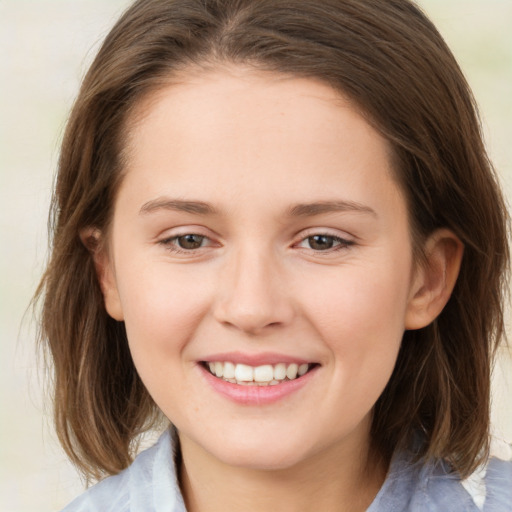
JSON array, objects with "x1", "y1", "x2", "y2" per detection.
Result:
[
  {"x1": 175, "y1": 234, "x2": 206, "y2": 250},
  {"x1": 158, "y1": 233, "x2": 213, "y2": 253},
  {"x1": 297, "y1": 234, "x2": 353, "y2": 252}
]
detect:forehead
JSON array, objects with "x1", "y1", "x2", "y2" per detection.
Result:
[
  {"x1": 117, "y1": 66, "x2": 404, "y2": 220},
  {"x1": 127, "y1": 66, "x2": 356, "y2": 150},
  {"x1": 126, "y1": 65, "x2": 390, "y2": 151}
]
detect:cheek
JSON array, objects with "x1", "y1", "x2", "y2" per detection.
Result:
[
  {"x1": 306, "y1": 263, "x2": 409, "y2": 332},
  {"x1": 115, "y1": 259, "x2": 213, "y2": 365},
  {"x1": 299, "y1": 258, "x2": 411, "y2": 377}
]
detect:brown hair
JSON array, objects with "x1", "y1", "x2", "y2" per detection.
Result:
[{"x1": 36, "y1": 0, "x2": 509, "y2": 481}]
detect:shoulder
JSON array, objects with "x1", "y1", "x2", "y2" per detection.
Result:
[
  {"x1": 460, "y1": 437, "x2": 512, "y2": 511},
  {"x1": 60, "y1": 429, "x2": 186, "y2": 512},
  {"x1": 370, "y1": 437, "x2": 512, "y2": 512}
]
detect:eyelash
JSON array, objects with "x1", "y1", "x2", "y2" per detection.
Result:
[
  {"x1": 158, "y1": 234, "x2": 213, "y2": 254},
  {"x1": 296, "y1": 234, "x2": 354, "y2": 252},
  {"x1": 158, "y1": 232, "x2": 354, "y2": 255}
]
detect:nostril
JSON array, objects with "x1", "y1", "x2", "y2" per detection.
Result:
[
  {"x1": 216, "y1": 313, "x2": 285, "y2": 336},
  {"x1": 212, "y1": 267, "x2": 295, "y2": 333}
]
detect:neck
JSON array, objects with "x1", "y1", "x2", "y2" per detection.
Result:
[{"x1": 178, "y1": 425, "x2": 387, "y2": 512}]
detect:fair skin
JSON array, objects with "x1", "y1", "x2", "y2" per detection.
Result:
[{"x1": 87, "y1": 66, "x2": 462, "y2": 511}]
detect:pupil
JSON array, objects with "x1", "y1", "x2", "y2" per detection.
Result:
[
  {"x1": 309, "y1": 235, "x2": 334, "y2": 250},
  {"x1": 178, "y1": 234, "x2": 203, "y2": 249}
]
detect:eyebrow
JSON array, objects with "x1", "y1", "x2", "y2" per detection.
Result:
[
  {"x1": 139, "y1": 197, "x2": 377, "y2": 218},
  {"x1": 139, "y1": 198, "x2": 218, "y2": 216},
  {"x1": 287, "y1": 200, "x2": 377, "y2": 218}
]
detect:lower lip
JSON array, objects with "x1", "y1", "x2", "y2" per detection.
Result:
[{"x1": 199, "y1": 364, "x2": 318, "y2": 405}]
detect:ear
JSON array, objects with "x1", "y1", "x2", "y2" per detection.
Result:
[
  {"x1": 405, "y1": 229, "x2": 463, "y2": 330},
  {"x1": 80, "y1": 227, "x2": 124, "y2": 321}
]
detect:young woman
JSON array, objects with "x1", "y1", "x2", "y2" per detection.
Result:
[{"x1": 36, "y1": 0, "x2": 511, "y2": 510}]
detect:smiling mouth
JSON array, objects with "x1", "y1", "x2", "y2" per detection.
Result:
[{"x1": 202, "y1": 361, "x2": 317, "y2": 386}]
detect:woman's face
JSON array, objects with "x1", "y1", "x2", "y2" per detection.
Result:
[{"x1": 101, "y1": 67, "x2": 425, "y2": 470}]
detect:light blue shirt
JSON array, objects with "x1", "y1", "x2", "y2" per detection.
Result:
[{"x1": 62, "y1": 430, "x2": 512, "y2": 511}]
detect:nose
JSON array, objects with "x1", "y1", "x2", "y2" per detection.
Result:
[{"x1": 213, "y1": 246, "x2": 295, "y2": 335}]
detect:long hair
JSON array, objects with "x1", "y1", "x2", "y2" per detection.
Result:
[{"x1": 35, "y1": 0, "x2": 509, "y2": 480}]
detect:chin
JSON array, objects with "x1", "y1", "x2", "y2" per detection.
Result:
[
  {"x1": 200, "y1": 428, "x2": 319, "y2": 471},
  {"x1": 216, "y1": 445, "x2": 310, "y2": 471}
]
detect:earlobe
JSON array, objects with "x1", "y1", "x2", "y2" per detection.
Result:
[
  {"x1": 405, "y1": 229, "x2": 463, "y2": 330},
  {"x1": 80, "y1": 227, "x2": 124, "y2": 321}
]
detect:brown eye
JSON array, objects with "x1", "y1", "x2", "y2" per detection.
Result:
[
  {"x1": 177, "y1": 234, "x2": 205, "y2": 249},
  {"x1": 296, "y1": 234, "x2": 353, "y2": 252},
  {"x1": 307, "y1": 235, "x2": 336, "y2": 250}
]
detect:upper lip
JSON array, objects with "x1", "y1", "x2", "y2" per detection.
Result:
[{"x1": 200, "y1": 351, "x2": 316, "y2": 366}]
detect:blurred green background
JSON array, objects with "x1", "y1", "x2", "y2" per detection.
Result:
[{"x1": 1, "y1": 1, "x2": 510, "y2": 510}]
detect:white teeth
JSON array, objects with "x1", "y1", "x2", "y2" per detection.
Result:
[
  {"x1": 223, "y1": 361, "x2": 236, "y2": 379},
  {"x1": 205, "y1": 361, "x2": 312, "y2": 385},
  {"x1": 298, "y1": 363, "x2": 309, "y2": 376},
  {"x1": 214, "y1": 362, "x2": 224, "y2": 378},
  {"x1": 286, "y1": 363, "x2": 298, "y2": 380},
  {"x1": 235, "y1": 363, "x2": 254, "y2": 382},
  {"x1": 273, "y1": 363, "x2": 287, "y2": 380},
  {"x1": 254, "y1": 365, "x2": 274, "y2": 382}
]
